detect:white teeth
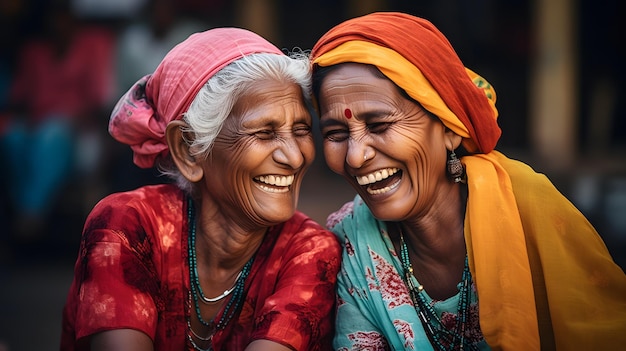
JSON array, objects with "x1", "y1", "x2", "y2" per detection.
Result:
[
  {"x1": 256, "y1": 175, "x2": 294, "y2": 187},
  {"x1": 356, "y1": 168, "x2": 399, "y2": 186},
  {"x1": 257, "y1": 184, "x2": 289, "y2": 193},
  {"x1": 366, "y1": 178, "x2": 401, "y2": 195}
]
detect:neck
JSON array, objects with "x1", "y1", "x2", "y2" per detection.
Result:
[
  {"x1": 186, "y1": 196, "x2": 262, "y2": 298},
  {"x1": 390, "y1": 185, "x2": 467, "y2": 299},
  {"x1": 194, "y1": 226, "x2": 264, "y2": 274},
  {"x1": 396, "y1": 184, "x2": 467, "y2": 261},
  {"x1": 191, "y1": 197, "x2": 267, "y2": 271}
]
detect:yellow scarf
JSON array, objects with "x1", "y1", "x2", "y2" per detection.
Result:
[{"x1": 466, "y1": 151, "x2": 626, "y2": 350}]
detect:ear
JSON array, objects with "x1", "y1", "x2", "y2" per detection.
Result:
[
  {"x1": 444, "y1": 127, "x2": 463, "y2": 152},
  {"x1": 165, "y1": 120, "x2": 204, "y2": 183}
]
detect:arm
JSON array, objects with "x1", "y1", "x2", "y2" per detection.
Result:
[
  {"x1": 91, "y1": 329, "x2": 153, "y2": 351},
  {"x1": 67, "y1": 199, "x2": 161, "y2": 347},
  {"x1": 245, "y1": 340, "x2": 292, "y2": 351}
]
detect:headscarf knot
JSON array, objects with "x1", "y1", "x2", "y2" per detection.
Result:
[{"x1": 109, "y1": 28, "x2": 283, "y2": 168}]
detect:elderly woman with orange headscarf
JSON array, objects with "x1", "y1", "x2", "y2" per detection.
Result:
[
  {"x1": 60, "y1": 27, "x2": 341, "y2": 351},
  {"x1": 310, "y1": 12, "x2": 626, "y2": 351}
]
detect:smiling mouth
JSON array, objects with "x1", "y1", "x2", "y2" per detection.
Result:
[
  {"x1": 254, "y1": 174, "x2": 295, "y2": 193},
  {"x1": 356, "y1": 168, "x2": 402, "y2": 195}
]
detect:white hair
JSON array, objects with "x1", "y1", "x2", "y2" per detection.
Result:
[{"x1": 160, "y1": 50, "x2": 312, "y2": 192}]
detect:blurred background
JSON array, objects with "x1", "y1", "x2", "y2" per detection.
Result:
[{"x1": 0, "y1": 0, "x2": 624, "y2": 349}]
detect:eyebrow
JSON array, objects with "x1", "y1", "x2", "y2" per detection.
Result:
[
  {"x1": 320, "y1": 108, "x2": 393, "y2": 128},
  {"x1": 241, "y1": 110, "x2": 311, "y2": 129},
  {"x1": 319, "y1": 117, "x2": 344, "y2": 129}
]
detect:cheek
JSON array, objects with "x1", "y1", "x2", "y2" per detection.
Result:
[
  {"x1": 322, "y1": 141, "x2": 346, "y2": 173},
  {"x1": 402, "y1": 140, "x2": 446, "y2": 181},
  {"x1": 295, "y1": 136, "x2": 316, "y2": 165}
]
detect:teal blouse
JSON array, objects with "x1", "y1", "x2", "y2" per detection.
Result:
[{"x1": 328, "y1": 195, "x2": 490, "y2": 350}]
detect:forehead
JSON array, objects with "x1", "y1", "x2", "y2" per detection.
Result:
[
  {"x1": 235, "y1": 78, "x2": 304, "y2": 110},
  {"x1": 317, "y1": 63, "x2": 406, "y2": 115},
  {"x1": 320, "y1": 63, "x2": 388, "y2": 88},
  {"x1": 226, "y1": 78, "x2": 309, "y2": 129},
  {"x1": 237, "y1": 78, "x2": 302, "y2": 103}
]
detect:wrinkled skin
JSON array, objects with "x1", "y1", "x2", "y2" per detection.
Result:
[
  {"x1": 168, "y1": 77, "x2": 316, "y2": 346},
  {"x1": 200, "y1": 78, "x2": 315, "y2": 230},
  {"x1": 317, "y1": 63, "x2": 460, "y2": 223},
  {"x1": 317, "y1": 63, "x2": 467, "y2": 299}
]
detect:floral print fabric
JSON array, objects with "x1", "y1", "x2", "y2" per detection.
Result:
[
  {"x1": 328, "y1": 196, "x2": 488, "y2": 351},
  {"x1": 60, "y1": 184, "x2": 342, "y2": 350}
]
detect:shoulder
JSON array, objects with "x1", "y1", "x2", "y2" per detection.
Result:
[
  {"x1": 89, "y1": 184, "x2": 182, "y2": 215},
  {"x1": 326, "y1": 200, "x2": 356, "y2": 230},
  {"x1": 272, "y1": 211, "x2": 342, "y2": 256},
  {"x1": 493, "y1": 152, "x2": 588, "y2": 225},
  {"x1": 326, "y1": 195, "x2": 373, "y2": 231},
  {"x1": 498, "y1": 155, "x2": 553, "y2": 190},
  {"x1": 496, "y1": 154, "x2": 567, "y2": 205},
  {"x1": 85, "y1": 184, "x2": 184, "y2": 234},
  {"x1": 281, "y1": 211, "x2": 338, "y2": 242}
]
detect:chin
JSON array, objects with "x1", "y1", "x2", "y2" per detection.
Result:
[
  {"x1": 256, "y1": 199, "x2": 297, "y2": 222},
  {"x1": 262, "y1": 209, "x2": 296, "y2": 224},
  {"x1": 362, "y1": 197, "x2": 408, "y2": 222},
  {"x1": 368, "y1": 209, "x2": 397, "y2": 222}
]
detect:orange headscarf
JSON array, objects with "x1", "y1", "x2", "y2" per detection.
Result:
[
  {"x1": 311, "y1": 12, "x2": 500, "y2": 154},
  {"x1": 312, "y1": 12, "x2": 626, "y2": 350}
]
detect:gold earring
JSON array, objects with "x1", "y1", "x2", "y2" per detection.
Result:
[{"x1": 447, "y1": 150, "x2": 466, "y2": 183}]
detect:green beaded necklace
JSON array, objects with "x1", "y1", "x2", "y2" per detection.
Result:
[
  {"x1": 186, "y1": 196, "x2": 255, "y2": 350},
  {"x1": 399, "y1": 232, "x2": 478, "y2": 351}
]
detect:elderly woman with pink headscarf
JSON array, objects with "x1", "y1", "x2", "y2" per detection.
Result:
[
  {"x1": 311, "y1": 12, "x2": 626, "y2": 351},
  {"x1": 60, "y1": 28, "x2": 341, "y2": 351}
]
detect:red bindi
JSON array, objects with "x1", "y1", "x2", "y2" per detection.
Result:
[{"x1": 344, "y1": 108, "x2": 352, "y2": 119}]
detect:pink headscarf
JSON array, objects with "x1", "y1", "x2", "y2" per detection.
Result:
[{"x1": 109, "y1": 28, "x2": 284, "y2": 168}]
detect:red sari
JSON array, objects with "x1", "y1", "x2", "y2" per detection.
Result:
[{"x1": 61, "y1": 184, "x2": 342, "y2": 350}]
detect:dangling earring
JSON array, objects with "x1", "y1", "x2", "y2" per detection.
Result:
[{"x1": 447, "y1": 149, "x2": 466, "y2": 183}]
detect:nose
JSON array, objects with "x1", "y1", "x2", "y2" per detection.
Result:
[
  {"x1": 346, "y1": 137, "x2": 374, "y2": 168},
  {"x1": 272, "y1": 136, "x2": 307, "y2": 169}
]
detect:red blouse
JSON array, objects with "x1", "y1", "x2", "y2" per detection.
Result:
[{"x1": 60, "y1": 184, "x2": 342, "y2": 350}]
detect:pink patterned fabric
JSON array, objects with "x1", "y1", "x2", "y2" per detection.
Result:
[{"x1": 108, "y1": 28, "x2": 283, "y2": 168}]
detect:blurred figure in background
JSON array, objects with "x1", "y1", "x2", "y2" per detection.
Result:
[
  {"x1": 107, "y1": 0, "x2": 206, "y2": 191},
  {"x1": 114, "y1": 0, "x2": 204, "y2": 96},
  {"x1": 0, "y1": 0, "x2": 28, "y2": 256},
  {"x1": 0, "y1": 0, "x2": 115, "y2": 240}
]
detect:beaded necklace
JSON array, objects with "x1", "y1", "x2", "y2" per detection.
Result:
[
  {"x1": 399, "y1": 232, "x2": 478, "y2": 351},
  {"x1": 186, "y1": 197, "x2": 255, "y2": 351}
]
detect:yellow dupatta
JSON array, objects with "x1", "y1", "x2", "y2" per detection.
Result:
[{"x1": 469, "y1": 151, "x2": 626, "y2": 350}]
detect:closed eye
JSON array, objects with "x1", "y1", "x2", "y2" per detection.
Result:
[
  {"x1": 368, "y1": 122, "x2": 393, "y2": 134},
  {"x1": 323, "y1": 128, "x2": 349, "y2": 142},
  {"x1": 294, "y1": 124, "x2": 312, "y2": 137},
  {"x1": 254, "y1": 130, "x2": 275, "y2": 140}
]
